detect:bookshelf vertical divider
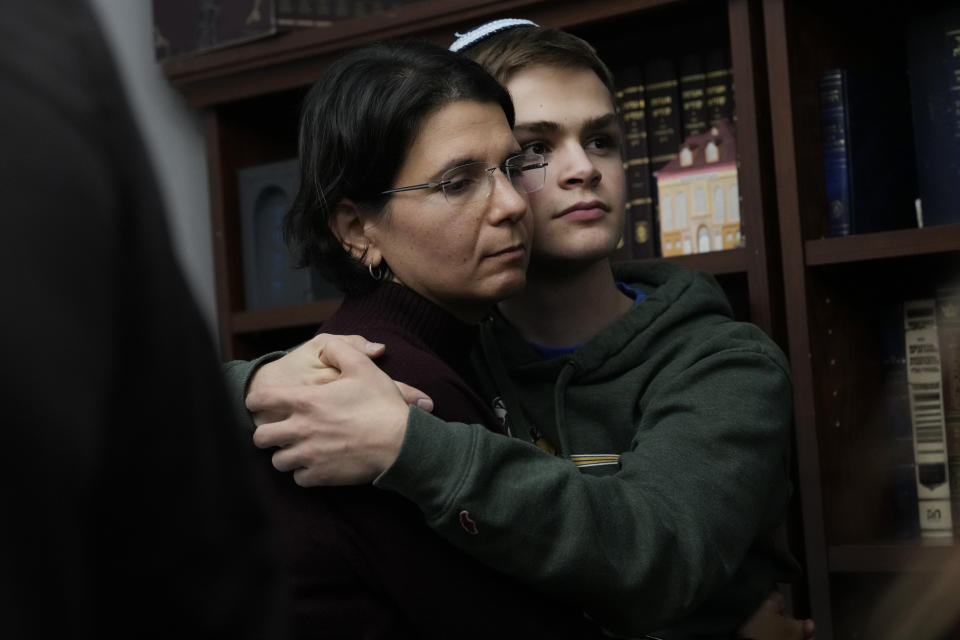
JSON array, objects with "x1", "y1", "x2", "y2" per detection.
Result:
[
  {"x1": 204, "y1": 110, "x2": 239, "y2": 353},
  {"x1": 728, "y1": 0, "x2": 785, "y2": 345},
  {"x1": 762, "y1": 0, "x2": 833, "y2": 634}
]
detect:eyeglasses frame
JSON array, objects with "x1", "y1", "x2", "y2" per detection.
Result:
[{"x1": 380, "y1": 153, "x2": 548, "y2": 201}]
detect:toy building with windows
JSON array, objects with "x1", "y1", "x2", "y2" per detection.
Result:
[{"x1": 654, "y1": 121, "x2": 742, "y2": 257}]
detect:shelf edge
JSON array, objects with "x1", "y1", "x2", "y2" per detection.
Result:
[
  {"x1": 805, "y1": 224, "x2": 960, "y2": 266},
  {"x1": 829, "y1": 543, "x2": 960, "y2": 573}
]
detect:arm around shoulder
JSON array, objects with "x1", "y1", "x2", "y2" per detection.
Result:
[
  {"x1": 222, "y1": 351, "x2": 286, "y2": 432},
  {"x1": 376, "y1": 345, "x2": 796, "y2": 635}
]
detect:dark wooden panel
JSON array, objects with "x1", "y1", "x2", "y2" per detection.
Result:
[
  {"x1": 232, "y1": 299, "x2": 344, "y2": 334},
  {"x1": 165, "y1": 0, "x2": 688, "y2": 107},
  {"x1": 763, "y1": 0, "x2": 832, "y2": 631},
  {"x1": 829, "y1": 544, "x2": 960, "y2": 573},
  {"x1": 805, "y1": 225, "x2": 960, "y2": 266},
  {"x1": 203, "y1": 111, "x2": 238, "y2": 357},
  {"x1": 728, "y1": 0, "x2": 784, "y2": 346},
  {"x1": 648, "y1": 246, "x2": 747, "y2": 275}
]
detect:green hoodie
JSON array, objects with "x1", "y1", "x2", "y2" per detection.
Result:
[{"x1": 375, "y1": 261, "x2": 799, "y2": 638}]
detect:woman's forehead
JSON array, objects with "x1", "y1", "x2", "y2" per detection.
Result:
[{"x1": 401, "y1": 100, "x2": 520, "y2": 175}]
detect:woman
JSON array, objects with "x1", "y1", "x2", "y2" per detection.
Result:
[{"x1": 263, "y1": 39, "x2": 593, "y2": 638}]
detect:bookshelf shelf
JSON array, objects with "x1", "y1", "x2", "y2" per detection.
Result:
[
  {"x1": 805, "y1": 225, "x2": 960, "y2": 267},
  {"x1": 232, "y1": 299, "x2": 343, "y2": 334},
  {"x1": 829, "y1": 544, "x2": 959, "y2": 573},
  {"x1": 166, "y1": 0, "x2": 687, "y2": 108},
  {"x1": 645, "y1": 247, "x2": 747, "y2": 275}
]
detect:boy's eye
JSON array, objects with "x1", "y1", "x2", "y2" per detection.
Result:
[
  {"x1": 587, "y1": 134, "x2": 620, "y2": 153},
  {"x1": 522, "y1": 141, "x2": 548, "y2": 155}
]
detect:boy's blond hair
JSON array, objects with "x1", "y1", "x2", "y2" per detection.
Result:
[{"x1": 459, "y1": 25, "x2": 617, "y2": 99}]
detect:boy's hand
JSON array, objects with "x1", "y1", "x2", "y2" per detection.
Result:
[
  {"x1": 246, "y1": 333, "x2": 433, "y2": 485},
  {"x1": 739, "y1": 591, "x2": 815, "y2": 640}
]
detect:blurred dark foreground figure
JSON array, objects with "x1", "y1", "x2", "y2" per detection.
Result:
[{"x1": 0, "y1": 1, "x2": 282, "y2": 637}]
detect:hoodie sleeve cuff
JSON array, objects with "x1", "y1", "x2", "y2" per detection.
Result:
[
  {"x1": 221, "y1": 350, "x2": 286, "y2": 432},
  {"x1": 374, "y1": 406, "x2": 480, "y2": 520}
]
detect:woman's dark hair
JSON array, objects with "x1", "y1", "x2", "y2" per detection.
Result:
[{"x1": 285, "y1": 39, "x2": 515, "y2": 294}]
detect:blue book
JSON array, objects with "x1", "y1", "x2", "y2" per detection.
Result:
[
  {"x1": 818, "y1": 69, "x2": 918, "y2": 237},
  {"x1": 906, "y1": 7, "x2": 960, "y2": 227}
]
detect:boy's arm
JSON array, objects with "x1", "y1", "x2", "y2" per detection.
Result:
[
  {"x1": 385, "y1": 349, "x2": 794, "y2": 635},
  {"x1": 250, "y1": 340, "x2": 796, "y2": 635},
  {"x1": 222, "y1": 333, "x2": 433, "y2": 434},
  {"x1": 740, "y1": 592, "x2": 815, "y2": 640},
  {"x1": 239, "y1": 335, "x2": 434, "y2": 483},
  {"x1": 223, "y1": 352, "x2": 287, "y2": 432}
]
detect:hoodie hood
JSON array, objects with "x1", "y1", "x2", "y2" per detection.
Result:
[{"x1": 478, "y1": 259, "x2": 792, "y2": 467}]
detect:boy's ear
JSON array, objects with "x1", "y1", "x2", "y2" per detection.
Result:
[{"x1": 331, "y1": 198, "x2": 382, "y2": 266}]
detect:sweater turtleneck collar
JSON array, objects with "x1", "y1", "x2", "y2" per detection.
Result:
[{"x1": 334, "y1": 282, "x2": 483, "y2": 373}]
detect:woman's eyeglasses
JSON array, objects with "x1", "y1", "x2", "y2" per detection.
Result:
[{"x1": 381, "y1": 153, "x2": 548, "y2": 205}]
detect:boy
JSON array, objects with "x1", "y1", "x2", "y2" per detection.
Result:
[{"x1": 237, "y1": 20, "x2": 808, "y2": 639}]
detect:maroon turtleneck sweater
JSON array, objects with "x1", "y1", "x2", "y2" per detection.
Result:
[{"x1": 265, "y1": 282, "x2": 597, "y2": 639}]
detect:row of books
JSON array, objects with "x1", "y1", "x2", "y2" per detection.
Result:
[
  {"x1": 612, "y1": 47, "x2": 738, "y2": 261},
  {"x1": 154, "y1": 0, "x2": 419, "y2": 61},
  {"x1": 275, "y1": 0, "x2": 419, "y2": 27},
  {"x1": 885, "y1": 290, "x2": 960, "y2": 544},
  {"x1": 817, "y1": 5, "x2": 960, "y2": 237}
]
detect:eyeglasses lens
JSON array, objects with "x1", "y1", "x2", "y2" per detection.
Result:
[{"x1": 440, "y1": 154, "x2": 546, "y2": 204}]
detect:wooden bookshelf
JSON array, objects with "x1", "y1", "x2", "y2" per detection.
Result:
[
  {"x1": 766, "y1": 0, "x2": 960, "y2": 637},
  {"x1": 654, "y1": 246, "x2": 748, "y2": 275},
  {"x1": 165, "y1": 0, "x2": 960, "y2": 636}
]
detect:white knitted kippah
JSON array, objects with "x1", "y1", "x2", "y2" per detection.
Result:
[{"x1": 449, "y1": 18, "x2": 540, "y2": 52}]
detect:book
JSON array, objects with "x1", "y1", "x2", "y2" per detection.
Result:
[
  {"x1": 645, "y1": 57, "x2": 683, "y2": 173},
  {"x1": 679, "y1": 53, "x2": 708, "y2": 139},
  {"x1": 905, "y1": 7, "x2": 960, "y2": 228},
  {"x1": 611, "y1": 69, "x2": 637, "y2": 261},
  {"x1": 275, "y1": 0, "x2": 418, "y2": 27},
  {"x1": 936, "y1": 287, "x2": 960, "y2": 538},
  {"x1": 615, "y1": 66, "x2": 657, "y2": 259},
  {"x1": 645, "y1": 57, "x2": 682, "y2": 258},
  {"x1": 704, "y1": 48, "x2": 734, "y2": 127},
  {"x1": 879, "y1": 302, "x2": 920, "y2": 540},
  {"x1": 904, "y1": 298, "x2": 954, "y2": 543},
  {"x1": 817, "y1": 68, "x2": 919, "y2": 236},
  {"x1": 275, "y1": 0, "x2": 334, "y2": 27},
  {"x1": 153, "y1": 0, "x2": 278, "y2": 61},
  {"x1": 237, "y1": 158, "x2": 339, "y2": 310}
]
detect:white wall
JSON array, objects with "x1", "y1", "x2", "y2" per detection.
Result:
[{"x1": 88, "y1": 0, "x2": 217, "y2": 331}]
